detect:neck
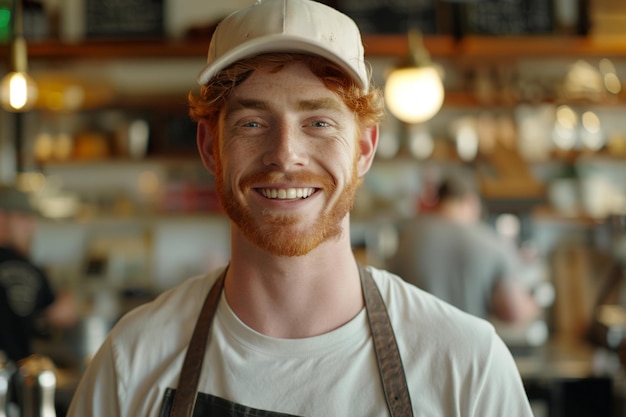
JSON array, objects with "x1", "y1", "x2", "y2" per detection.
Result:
[{"x1": 223, "y1": 218, "x2": 364, "y2": 338}]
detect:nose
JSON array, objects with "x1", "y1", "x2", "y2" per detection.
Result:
[{"x1": 262, "y1": 123, "x2": 308, "y2": 169}]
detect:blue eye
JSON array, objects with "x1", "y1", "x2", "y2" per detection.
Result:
[
  {"x1": 312, "y1": 121, "x2": 330, "y2": 128},
  {"x1": 243, "y1": 121, "x2": 261, "y2": 128}
]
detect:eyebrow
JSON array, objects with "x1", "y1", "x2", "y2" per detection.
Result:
[
  {"x1": 226, "y1": 97, "x2": 343, "y2": 116},
  {"x1": 228, "y1": 99, "x2": 269, "y2": 112},
  {"x1": 296, "y1": 97, "x2": 343, "y2": 112}
]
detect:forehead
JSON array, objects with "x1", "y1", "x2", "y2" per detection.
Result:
[
  {"x1": 236, "y1": 61, "x2": 330, "y2": 94},
  {"x1": 221, "y1": 64, "x2": 345, "y2": 121}
]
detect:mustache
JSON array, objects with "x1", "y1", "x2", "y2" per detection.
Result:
[{"x1": 240, "y1": 170, "x2": 335, "y2": 191}]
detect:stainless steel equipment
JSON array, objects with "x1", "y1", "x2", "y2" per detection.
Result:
[
  {"x1": 15, "y1": 355, "x2": 56, "y2": 417},
  {"x1": 0, "y1": 352, "x2": 16, "y2": 417}
]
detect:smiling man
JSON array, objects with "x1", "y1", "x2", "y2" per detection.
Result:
[
  {"x1": 67, "y1": 1, "x2": 534, "y2": 416},
  {"x1": 206, "y1": 58, "x2": 369, "y2": 258}
]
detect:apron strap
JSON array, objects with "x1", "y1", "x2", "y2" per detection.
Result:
[
  {"x1": 168, "y1": 268, "x2": 226, "y2": 417},
  {"x1": 169, "y1": 264, "x2": 413, "y2": 417},
  {"x1": 359, "y1": 264, "x2": 414, "y2": 417}
]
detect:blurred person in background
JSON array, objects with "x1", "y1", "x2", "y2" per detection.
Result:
[
  {"x1": 0, "y1": 185, "x2": 77, "y2": 364},
  {"x1": 387, "y1": 172, "x2": 540, "y2": 324}
]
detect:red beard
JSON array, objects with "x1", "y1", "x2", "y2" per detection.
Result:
[{"x1": 216, "y1": 167, "x2": 362, "y2": 257}]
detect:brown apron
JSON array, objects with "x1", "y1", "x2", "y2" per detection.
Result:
[{"x1": 168, "y1": 264, "x2": 413, "y2": 417}]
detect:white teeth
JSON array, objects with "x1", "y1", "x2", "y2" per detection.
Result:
[{"x1": 260, "y1": 188, "x2": 314, "y2": 200}]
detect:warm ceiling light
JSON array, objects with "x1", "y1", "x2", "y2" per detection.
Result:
[
  {"x1": 384, "y1": 29, "x2": 444, "y2": 124},
  {"x1": 0, "y1": 0, "x2": 38, "y2": 112},
  {"x1": 1, "y1": 70, "x2": 38, "y2": 111}
]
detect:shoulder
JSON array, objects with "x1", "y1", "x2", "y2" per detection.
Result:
[
  {"x1": 367, "y1": 266, "x2": 529, "y2": 411},
  {"x1": 396, "y1": 214, "x2": 447, "y2": 233},
  {"x1": 0, "y1": 247, "x2": 48, "y2": 278},
  {"x1": 71, "y1": 268, "x2": 227, "y2": 414},
  {"x1": 467, "y1": 222, "x2": 507, "y2": 246},
  {"x1": 108, "y1": 268, "x2": 224, "y2": 353},
  {"x1": 367, "y1": 265, "x2": 499, "y2": 352},
  {"x1": 0, "y1": 250, "x2": 51, "y2": 301}
]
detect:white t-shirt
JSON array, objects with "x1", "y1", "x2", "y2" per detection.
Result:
[{"x1": 67, "y1": 266, "x2": 534, "y2": 417}]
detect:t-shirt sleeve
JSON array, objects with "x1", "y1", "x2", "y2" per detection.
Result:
[
  {"x1": 471, "y1": 330, "x2": 535, "y2": 416},
  {"x1": 66, "y1": 336, "x2": 122, "y2": 417}
]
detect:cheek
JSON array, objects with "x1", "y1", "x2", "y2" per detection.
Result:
[
  {"x1": 219, "y1": 139, "x2": 253, "y2": 171},
  {"x1": 217, "y1": 143, "x2": 259, "y2": 194},
  {"x1": 323, "y1": 139, "x2": 358, "y2": 176},
  {"x1": 220, "y1": 135, "x2": 261, "y2": 160}
]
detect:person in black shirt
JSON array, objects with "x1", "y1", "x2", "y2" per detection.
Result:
[{"x1": 0, "y1": 185, "x2": 76, "y2": 363}]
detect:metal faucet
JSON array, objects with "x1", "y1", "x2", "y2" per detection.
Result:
[{"x1": 16, "y1": 355, "x2": 57, "y2": 417}]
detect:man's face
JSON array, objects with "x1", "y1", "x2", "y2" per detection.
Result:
[
  {"x1": 1, "y1": 211, "x2": 36, "y2": 254},
  {"x1": 211, "y1": 61, "x2": 365, "y2": 257}
]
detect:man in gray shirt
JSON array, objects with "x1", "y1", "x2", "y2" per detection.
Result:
[{"x1": 387, "y1": 173, "x2": 539, "y2": 323}]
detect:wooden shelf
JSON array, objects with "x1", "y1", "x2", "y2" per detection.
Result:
[
  {"x1": 442, "y1": 90, "x2": 626, "y2": 108},
  {"x1": 18, "y1": 38, "x2": 210, "y2": 60},
  {"x1": 2, "y1": 34, "x2": 626, "y2": 62},
  {"x1": 532, "y1": 205, "x2": 607, "y2": 226},
  {"x1": 451, "y1": 35, "x2": 626, "y2": 59},
  {"x1": 364, "y1": 35, "x2": 458, "y2": 58}
]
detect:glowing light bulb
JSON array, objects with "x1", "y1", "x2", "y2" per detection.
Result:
[
  {"x1": 385, "y1": 66, "x2": 444, "y2": 124},
  {"x1": 1, "y1": 70, "x2": 38, "y2": 111}
]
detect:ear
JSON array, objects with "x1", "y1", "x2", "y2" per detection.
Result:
[
  {"x1": 197, "y1": 121, "x2": 217, "y2": 174},
  {"x1": 356, "y1": 125, "x2": 379, "y2": 177}
]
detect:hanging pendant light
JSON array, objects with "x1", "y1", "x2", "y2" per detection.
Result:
[
  {"x1": 384, "y1": 29, "x2": 444, "y2": 124},
  {"x1": 0, "y1": 0, "x2": 38, "y2": 112}
]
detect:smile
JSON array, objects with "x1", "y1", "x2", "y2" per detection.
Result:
[{"x1": 259, "y1": 188, "x2": 315, "y2": 200}]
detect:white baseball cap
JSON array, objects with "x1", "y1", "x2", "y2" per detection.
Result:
[{"x1": 196, "y1": 0, "x2": 369, "y2": 91}]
